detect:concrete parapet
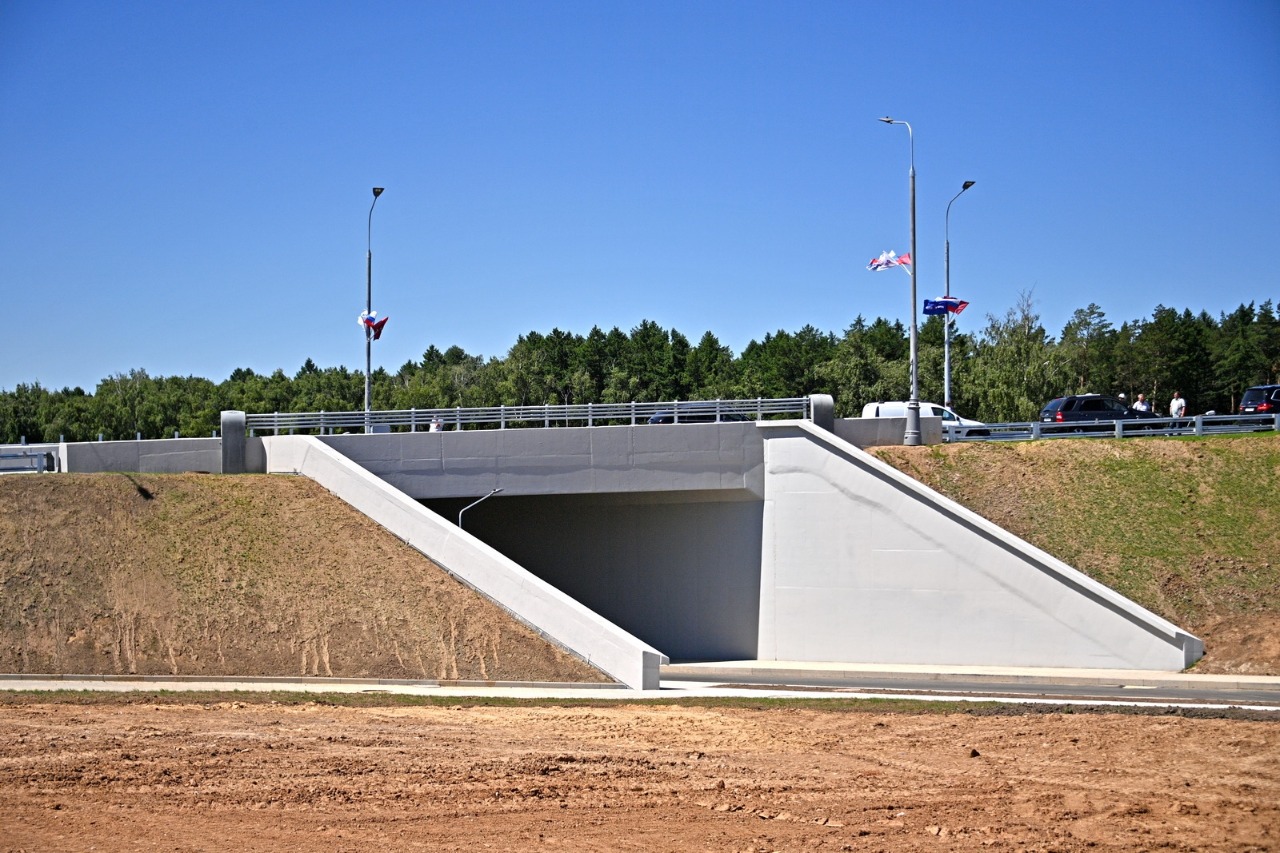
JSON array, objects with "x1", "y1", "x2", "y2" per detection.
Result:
[
  {"x1": 262, "y1": 435, "x2": 668, "y2": 689},
  {"x1": 315, "y1": 421, "x2": 767, "y2": 500},
  {"x1": 221, "y1": 411, "x2": 246, "y2": 474},
  {"x1": 834, "y1": 416, "x2": 943, "y2": 447},
  {"x1": 60, "y1": 438, "x2": 222, "y2": 474}
]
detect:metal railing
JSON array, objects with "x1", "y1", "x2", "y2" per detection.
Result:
[
  {"x1": 244, "y1": 397, "x2": 813, "y2": 435},
  {"x1": 946, "y1": 412, "x2": 1280, "y2": 443},
  {"x1": 0, "y1": 448, "x2": 58, "y2": 473}
]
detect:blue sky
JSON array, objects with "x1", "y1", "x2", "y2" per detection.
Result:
[{"x1": 1, "y1": 0, "x2": 1277, "y2": 393}]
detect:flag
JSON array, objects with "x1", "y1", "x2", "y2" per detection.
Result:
[
  {"x1": 924, "y1": 297, "x2": 969, "y2": 315},
  {"x1": 867, "y1": 250, "x2": 911, "y2": 272},
  {"x1": 358, "y1": 311, "x2": 390, "y2": 340}
]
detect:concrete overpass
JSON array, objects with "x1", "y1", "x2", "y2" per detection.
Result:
[{"x1": 40, "y1": 400, "x2": 1205, "y2": 689}]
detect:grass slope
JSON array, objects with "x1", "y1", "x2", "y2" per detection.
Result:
[
  {"x1": 0, "y1": 474, "x2": 608, "y2": 683},
  {"x1": 871, "y1": 434, "x2": 1280, "y2": 674}
]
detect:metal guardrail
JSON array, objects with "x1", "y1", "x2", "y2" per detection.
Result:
[
  {"x1": 946, "y1": 413, "x2": 1280, "y2": 443},
  {"x1": 0, "y1": 449, "x2": 58, "y2": 473},
  {"x1": 244, "y1": 397, "x2": 813, "y2": 435}
]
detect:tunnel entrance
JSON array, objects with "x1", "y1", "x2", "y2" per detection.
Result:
[{"x1": 423, "y1": 490, "x2": 763, "y2": 662}]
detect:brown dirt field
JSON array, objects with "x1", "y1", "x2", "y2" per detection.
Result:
[
  {"x1": 0, "y1": 474, "x2": 605, "y2": 684},
  {"x1": 1, "y1": 699, "x2": 1277, "y2": 852}
]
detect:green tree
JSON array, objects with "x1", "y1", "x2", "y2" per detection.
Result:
[{"x1": 967, "y1": 292, "x2": 1065, "y2": 422}]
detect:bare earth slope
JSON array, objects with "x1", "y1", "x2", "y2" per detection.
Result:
[
  {"x1": 0, "y1": 473, "x2": 607, "y2": 683},
  {"x1": 872, "y1": 434, "x2": 1280, "y2": 674}
]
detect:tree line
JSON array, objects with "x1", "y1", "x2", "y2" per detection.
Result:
[{"x1": 2, "y1": 295, "x2": 1277, "y2": 443}]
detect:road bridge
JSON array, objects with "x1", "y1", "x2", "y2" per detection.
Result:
[{"x1": 29, "y1": 398, "x2": 1204, "y2": 690}]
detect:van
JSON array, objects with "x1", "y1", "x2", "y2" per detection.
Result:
[{"x1": 861, "y1": 401, "x2": 987, "y2": 437}]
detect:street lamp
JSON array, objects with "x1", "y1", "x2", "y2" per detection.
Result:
[
  {"x1": 458, "y1": 488, "x2": 503, "y2": 529},
  {"x1": 944, "y1": 180, "x2": 976, "y2": 410},
  {"x1": 364, "y1": 187, "x2": 384, "y2": 432},
  {"x1": 879, "y1": 117, "x2": 920, "y2": 446}
]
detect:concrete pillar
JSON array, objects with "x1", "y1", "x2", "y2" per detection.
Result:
[
  {"x1": 809, "y1": 394, "x2": 835, "y2": 432},
  {"x1": 221, "y1": 411, "x2": 246, "y2": 474}
]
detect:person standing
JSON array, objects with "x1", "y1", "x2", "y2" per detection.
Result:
[
  {"x1": 1169, "y1": 391, "x2": 1187, "y2": 420},
  {"x1": 1133, "y1": 393, "x2": 1152, "y2": 412}
]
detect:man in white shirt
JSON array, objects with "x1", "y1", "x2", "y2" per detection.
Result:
[
  {"x1": 1169, "y1": 391, "x2": 1187, "y2": 419},
  {"x1": 1133, "y1": 393, "x2": 1151, "y2": 412}
]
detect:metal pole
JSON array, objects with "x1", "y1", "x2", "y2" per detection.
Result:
[
  {"x1": 944, "y1": 180, "x2": 975, "y2": 410},
  {"x1": 458, "y1": 487, "x2": 503, "y2": 529},
  {"x1": 880, "y1": 117, "x2": 920, "y2": 446},
  {"x1": 364, "y1": 187, "x2": 384, "y2": 433}
]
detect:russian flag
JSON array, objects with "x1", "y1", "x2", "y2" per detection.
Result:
[{"x1": 924, "y1": 297, "x2": 969, "y2": 315}]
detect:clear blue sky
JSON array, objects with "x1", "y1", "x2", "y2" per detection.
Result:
[{"x1": 2, "y1": 0, "x2": 1277, "y2": 392}]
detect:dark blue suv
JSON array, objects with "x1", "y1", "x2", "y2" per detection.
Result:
[{"x1": 1039, "y1": 394, "x2": 1162, "y2": 431}]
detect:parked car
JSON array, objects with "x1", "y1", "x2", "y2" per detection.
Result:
[
  {"x1": 1039, "y1": 394, "x2": 1161, "y2": 430},
  {"x1": 861, "y1": 401, "x2": 987, "y2": 438},
  {"x1": 1238, "y1": 384, "x2": 1280, "y2": 415}
]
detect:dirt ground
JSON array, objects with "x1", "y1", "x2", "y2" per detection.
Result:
[{"x1": 1, "y1": 698, "x2": 1276, "y2": 852}]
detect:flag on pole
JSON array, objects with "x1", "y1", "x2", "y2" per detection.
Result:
[
  {"x1": 923, "y1": 297, "x2": 970, "y2": 315},
  {"x1": 358, "y1": 311, "x2": 390, "y2": 340},
  {"x1": 866, "y1": 250, "x2": 911, "y2": 273}
]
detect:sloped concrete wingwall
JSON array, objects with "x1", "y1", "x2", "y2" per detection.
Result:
[
  {"x1": 758, "y1": 421, "x2": 1204, "y2": 670},
  {"x1": 260, "y1": 435, "x2": 667, "y2": 689}
]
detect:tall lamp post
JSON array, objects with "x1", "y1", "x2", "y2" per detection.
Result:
[
  {"x1": 364, "y1": 187, "x2": 384, "y2": 432},
  {"x1": 879, "y1": 117, "x2": 920, "y2": 446},
  {"x1": 944, "y1": 180, "x2": 975, "y2": 410}
]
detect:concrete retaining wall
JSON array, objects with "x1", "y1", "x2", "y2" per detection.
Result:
[
  {"x1": 261, "y1": 435, "x2": 667, "y2": 689},
  {"x1": 757, "y1": 421, "x2": 1203, "y2": 670},
  {"x1": 60, "y1": 438, "x2": 222, "y2": 474}
]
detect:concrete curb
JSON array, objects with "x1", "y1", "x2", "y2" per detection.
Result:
[
  {"x1": 661, "y1": 663, "x2": 1280, "y2": 692},
  {"x1": 0, "y1": 673, "x2": 627, "y2": 690}
]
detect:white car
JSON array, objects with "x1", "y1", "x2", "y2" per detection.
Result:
[{"x1": 861, "y1": 401, "x2": 987, "y2": 438}]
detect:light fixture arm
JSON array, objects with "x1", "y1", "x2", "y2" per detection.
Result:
[{"x1": 458, "y1": 488, "x2": 504, "y2": 529}]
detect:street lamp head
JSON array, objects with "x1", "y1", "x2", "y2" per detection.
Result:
[
  {"x1": 372, "y1": 187, "x2": 384, "y2": 198},
  {"x1": 962, "y1": 180, "x2": 976, "y2": 190},
  {"x1": 878, "y1": 116, "x2": 895, "y2": 124}
]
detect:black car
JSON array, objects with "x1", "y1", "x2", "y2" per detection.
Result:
[
  {"x1": 647, "y1": 410, "x2": 753, "y2": 424},
  {"x1": 1238, "y1": 384, "x2": 1280, "y2": 415},
  {"x1": 1039, "y1": 394, "x2": 1162, "y2": 430}
]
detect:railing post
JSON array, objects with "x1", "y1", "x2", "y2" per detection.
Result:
[
  {"x1": 501, "y1": 405, "x2": 507, "y2": 429},
  {"x1": 1114, "y1": 421, "x2": 1123, "y2": 439},
  {"x1": 456, "y1": 407, "x2": 462, "y2": 431},
  {"x1": 1031, "y1": 421, "x2": 1041, "y2": 440},
  {"x1": 410, "y1": 408, "x2": 417, "y2": 432},
  {"x1": 1194, "y1": 415, "x2": 1204, "y2": 437},
  {"x1": 630, "y1": 401, "x2": 637, "y2": 426},
  {"x1": 587, "y1": 403, "x2": 593, "y2": 427}
]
